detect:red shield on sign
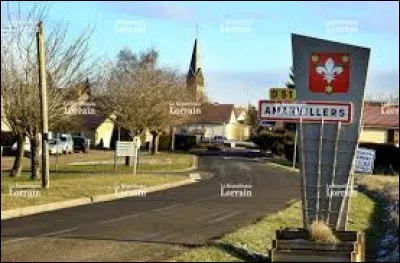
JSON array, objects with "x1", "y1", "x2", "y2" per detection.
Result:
[{"x1": 309, "y1": 53, "x2": 350, "y2": 94}]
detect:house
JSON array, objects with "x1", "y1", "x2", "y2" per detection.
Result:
[
  {"x1": 68, "y1": 113, "x2": 116, "y2": 149},
  {"x1": 234, "y1": 107, "x2": 247, "y2": 124},
  {"x1": 58, "y1": 80, "x2": 117, "y2": 149},
  {"x1": 1, "y1": 96, "x2": 14, "y2": 151},
  {"x1": 177, "y1": 103, "x2": 250, "y2": 141},
  {"x1": 359, "y1": 101, "x2": 399, "y2": 146},
  {"x1": 1, "y1": 99, "x2": 11, "y2": 133}
]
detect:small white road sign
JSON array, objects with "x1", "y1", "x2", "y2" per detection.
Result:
[
  {"x1": 116, "y1": 141, "x2": 136, "y2": 157},
  {"x1": 354, "y1": 148, "x2": 376, "y2": 174}
]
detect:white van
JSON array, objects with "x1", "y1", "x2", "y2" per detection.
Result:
[{"x1": 59, "y1": 134, "x2": 74, "y2": 154}]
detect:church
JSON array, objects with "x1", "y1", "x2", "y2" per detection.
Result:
[{"x1": 176, "y1": 37, "x2": 251, "y2": 142}]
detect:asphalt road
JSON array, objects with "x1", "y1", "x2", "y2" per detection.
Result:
[{"x1": 1, "y1": 150, "x2": 300, "y2": 262}]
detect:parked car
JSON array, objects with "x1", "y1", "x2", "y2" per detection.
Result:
[
  {"x1": 49, "y1": 139, "x2": 64, "y2": 155},
  {"x1": 212, "y1": 135, "x2": 228, "y2": 144},
  {"x1": 12, "y1": 138, "x2": 31, "y2": 153},
  {"x1": 12, "y1": 137, "x2": 42, "y2": 156},
  {"x1": 73, "y1": 136, "x2": 90, "y2": 153},
  {"x1": 59, "y1": 134, "x2": 74, "y2": 154}
]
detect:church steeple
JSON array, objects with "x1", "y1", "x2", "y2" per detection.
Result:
[
  {"x1": 186, "y1": 36, "x2": 204, "y2": 102},
  {"x1": 188, "y1": 39, "x2": 200, "y2": 77}
]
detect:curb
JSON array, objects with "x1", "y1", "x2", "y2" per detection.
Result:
[
  {"x1": 266, "y1": 161, "x2": 300, "y2": 173},
  {"x1": 1, "y1": 178, "x2": 196, "y2": 221},
  {"x1": 1, "y1": 197, "x2": 92, "y2": 220},
  {"x1": 139, "y1": 155, "x2": 198, "y2": 173}
]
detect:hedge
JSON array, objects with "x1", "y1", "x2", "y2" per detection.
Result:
[
  {"x1": 174, "y1": 134, "x2": 197, "y2": 150},
  {"x1": 158, "y1": 134, "x2": 172, "y2": 151},
  {"x1": 251, "y1": 130, "x2": 295, "y2": 157}
]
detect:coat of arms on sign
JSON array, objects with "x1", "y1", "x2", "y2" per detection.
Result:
[{"x1": 309, "y1": 53, "x2": 350, "y2": 94}]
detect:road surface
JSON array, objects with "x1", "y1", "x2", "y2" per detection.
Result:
[{"x1": 1, "y1": 150, "x2": 300, "y2": 262}]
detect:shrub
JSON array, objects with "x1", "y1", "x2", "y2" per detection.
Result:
[
  {"x1": 251, "y1": 130, "x2": 291, "y2": 157},
  {"x1": 284, "y1": 142, "x2": 299, "y2": 162},
  {"x1": 158, "y1": 134, "x2": 172, "y2": 151},
  {"x1": 309, "y1": 220, "x2": 339, "y2": 244},
  {"x1": 175, "y1": 134, "x2": 197, "y2": 150}
]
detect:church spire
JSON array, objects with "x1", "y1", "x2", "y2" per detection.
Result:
[
  {"x1": 186, "y1": 26, "x2": 204, "y2": 102},
  {"x1": 188, "y1": 38, "x2": 200, "y2": 77}
]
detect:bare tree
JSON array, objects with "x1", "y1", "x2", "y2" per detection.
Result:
[
  {"x1": 97, "y1": 48, "x2": 193, "y2": 156},
  {"x1": 145, "y1": 68, "x2": 191, "y2": 155},
  {"x1": 1, "y1": 2, "x2": 96, "y2": 179}
]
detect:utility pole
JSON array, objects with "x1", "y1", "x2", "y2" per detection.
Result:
[{"x1": 36, "y1": 21, "x2": 50, "y2": 188}]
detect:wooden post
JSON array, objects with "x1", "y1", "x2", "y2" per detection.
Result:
[{"x1": 36, "y1": 21, "x2": 49, "y2": 189}]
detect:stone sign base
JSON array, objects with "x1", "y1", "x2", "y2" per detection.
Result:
[{"x1": 269, "y1": 228, "x2": 365, "y2": 262}]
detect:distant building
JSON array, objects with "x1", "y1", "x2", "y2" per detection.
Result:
[
  {"x1": 1, "y1": 96, "x2": 11, "y2": 133},
  {"x1": 234, "y1": 107, "x2": 248, "y2": 124},
  {"x1": 68, "y1": 113, "x2": 116, "y2": 149},
  {"x1": 359, "y1": 101, "x2": 399, "y2": 146},
  {"x1": 177, "y1": 103, "x2": 250, "y2": 141},
  {"x1": 59, "y1": 81, "x2": 117, "y2": 149}
]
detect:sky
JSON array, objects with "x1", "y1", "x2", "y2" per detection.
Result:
[{"x1": 1, "y1": 1, "x2": 399, "y2": 106}]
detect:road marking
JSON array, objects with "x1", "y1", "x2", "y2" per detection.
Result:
[
  {"x1": 38, "y1": 227, "x2": 78, "y2": 237},
  {"x1": 153, "y1": 203, "x2": 184, "y2": 212},
  {"x1": 95, "y1": 212, "x2": 144, "y2": 226},
  {"x1": 209, "y1": 210, "x2": 243, "y2": 223},
  {"x1": 94, "y1": 203, "x2": 185, "y2": 226},
  {"x1": 223, "y1": 156, "x2": 264, "y2": 162}
]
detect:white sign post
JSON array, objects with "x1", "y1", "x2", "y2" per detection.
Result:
[
  {"x1": 133, "y1": 136, "x2": 141, "y2": 175},
  {"x1": 354, "y1": 148, "x2": 376, "y2": 174},
  {"x1": 116, "y1": 140, "x2": 140, "y2": 175},
  {"x1": 116, "y1": 141, "x2": 136, "y2": 157}
]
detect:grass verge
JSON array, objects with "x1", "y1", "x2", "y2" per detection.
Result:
[
  {"x1": 170, "y1": 193, "x2": 379, "y2": 262},
  {"x1": 1, "y1": 172, "x2": 187, "y2": 211},
  {"x1": 355, "y1": 174, "x2": 399, "y2": 261},
  {"x1": 1, "y1": 152, "x2": 195, "y2": 174}
]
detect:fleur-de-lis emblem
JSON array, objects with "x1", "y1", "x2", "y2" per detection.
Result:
[
  {"x1": 309, "y1": 53, "x2": 350, "y2": 94},
  {"x1": 316, "y1": 58, "x2": 343, "y2": 94}
]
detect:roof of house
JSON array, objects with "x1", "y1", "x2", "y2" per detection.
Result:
[
  {"x1": 234, "y1": 107, "x2": 247, "y2": 119},
  {"x1": 362, "y1": 101, "x2": 399, "y2": 129},
  {"x1": 186, "y1": 103, "x2": 235, "y2": 124},
  {"x1": 64, "y1": 80, "x2": 92, "y2": 101},
  {"x1": 67, "y1": 114, "x2": 110, "y2": 131}
]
